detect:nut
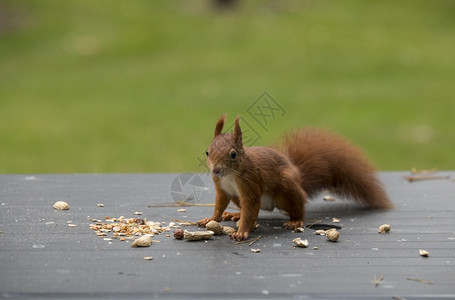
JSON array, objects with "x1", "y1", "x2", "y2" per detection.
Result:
[
  {"x1": 97, "y1": 203, "x2": 104, "y2": 207},
  {"x1": 223, "y1": 226, "x2": 236, "y2": 235},
  {"x1": 378, "y1": 224, "x2": 391, "y2": 234},
  {"x1": 173, "y1": 229, "x2": 184, "y2": 240},
  {"x1": 144, "y1": 256, "x2": 154, "y2": 260},
  {"x1": 183, "y1": 230, "x2": 214, "y2": 241},
  {"x1": 206, "y1": 220, "x2": 224, "y2": 235},
  {"x1": 419, "y1": 249, "x2": 429, "y2": 257},
  {"x1": 326, "y1": 229, "x2": 339, "y2": 242},
  {"x1": 251, "y1": 248, "x2": 261, "y2": 253},
  {"x1": 293, "y1": 238, "x2": 309, "y2": 248},
  {"x1": 53, "y1": 201, "x2": 69, "y2": 210},
  {"x1": 131, "y1": 235, "x2": 152, "y2": 247}
]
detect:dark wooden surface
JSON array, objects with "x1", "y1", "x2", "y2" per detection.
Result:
[{"x1": 0, "y1": 172, "x2": 454, "y2": 299}]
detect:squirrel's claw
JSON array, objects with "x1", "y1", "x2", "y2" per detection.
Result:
[
  {"x1": 196, "y1": 217, "x2": 212, "y2": 228},
  {"x1": 284, "y1": 220, "x2": 304, "y2": 230},
  {"x1": 222, "y1": 211, "x2": 241, "y2": 221},
  {"x1": 230, "y1": 231, "x2": 249, "y2": 241}
]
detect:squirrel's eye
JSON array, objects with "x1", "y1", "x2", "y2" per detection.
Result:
[
  {"x1": 230, "y1": 150, "x2": 236, "y2": 159},
  {"x1": 206, "y1": 150, "x2": 209, "y2": 157}
]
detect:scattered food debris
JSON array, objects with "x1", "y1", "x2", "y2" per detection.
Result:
[
  {"x1": 53, "y1": 201, "x2": 69, "y2": 210},
  {"x1": 378, "y1": 224, "x2": 391, "y2": 234},
  {"x1": 170, "y1": 219, "x2": 198, "y2": 226},
  {"x1": 332, "y1": 218, "x2": 340, "y2": 223},
  {"x1": 411, "y1": 167, "x2": 437, "y2": 175},
  {"x1": 89, "y1": 216, "x2": 176, "y2": 243},
  {"x1": 177, "y1": 208, "x2": 187, "y2": 212},
  {"x1": 223, "y1": 226, "x2": 236, "y2": 235},
  {"x1": 183, "y1": 230, "x2": 214, "y2": 241},
  {"x1": 313, "y1": 246, "x2": 318, "y2": 250},
  {"x1": 133, "y1": 211, "x2": 143, "y2": 215},
  {"x1": 234, "y1": 236, "x2": 261, "y2": 246},
  {"x1": 97, "y1": 204, "x2": 104, "y2": 207},
  {"x1": 323, "y1": 195, "x2": 335, "y2": 202},
  {"x1": 314, "y1": 230, "x2": 326, "y2": 236},
  {"x1": 68, "y1": 224, "x2": 77, "y2": 227},
  {"x1": 206, "y1": 220, "x2": 224, "y2": 234},
  {"x1": 131, "y1": 235, "x2": 152, "y2": 247},
  {"x1": 295, "y1": 227, "x2": 304, "y2": 232},
  {"x1": 306, "y1": 220, "x2": 323, "y2": 228},
  {"x1": 374, "y1": 274, "x2": 384, "y2": 287},
  {"x1": 406, "y1": 277, "x2": 434, "y2": 285},
  {"x1": 293, "y1": 238, "x2": 309, "y2": 248},
  {"x1": 173, "y1": 229, "x2": 184, "y2": 240},
  {"x1": 0, "y1": 230, "x2": 4, "y2": 234},
  {"x1": 251, "y1": 248, "x2": 261, "y2": 253},
  {"x1": 419, "y1": 249, "x2": 429, "y2": 257},
  {"x1": 326, "y1": 229, "x2": 339, "y2": 242},
  {"x1": 404, "y1": 175, "x2": 450, "y2": 182},
  {"x1": 144, "y1": 256, "x2": 153, "y2": 260}
]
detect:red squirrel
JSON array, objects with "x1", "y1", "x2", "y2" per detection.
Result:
[{"x1": 197, "y1": 115, "x2": 393, "y2": 241}]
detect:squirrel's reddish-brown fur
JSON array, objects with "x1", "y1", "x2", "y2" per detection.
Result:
[{"x1": 197, "y1": 115, "x2": 392, "y2": 241}]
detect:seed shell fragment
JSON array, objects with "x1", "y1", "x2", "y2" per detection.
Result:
[
  {"x1": 53, "y1": 201, "x2": 69, "y2": 210},
  {"x1": 419, "y1": 249, "x2": 429, "y2": 257},
  {"x1": 378, "y1": 224, "x2": 391, "y2": 234},
  {"x1": 293, "y1": 238, "x2": 309, "y2": 248}
]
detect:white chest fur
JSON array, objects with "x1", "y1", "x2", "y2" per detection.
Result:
[
  {"x1": 219, "y1": 174, "x2": 239, "y2": 197},
  {"x1": 219, "y1": 175, "x2": 275, "y2": 211}
]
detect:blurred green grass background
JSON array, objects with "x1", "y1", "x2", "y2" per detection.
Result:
[{"x1": 1, "y1": 0, "x2": 454, "y2": 173}]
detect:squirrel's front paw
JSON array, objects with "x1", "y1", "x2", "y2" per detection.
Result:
[
  {"x1": 284, "y1": 220, "x2": 304, "y2": 230},
  {"x1": 197, "y1": 217, "x2": 212, "y2": 228},
  {"x1": 230, "y1": 231, "x2": 249, "y2": 241}
]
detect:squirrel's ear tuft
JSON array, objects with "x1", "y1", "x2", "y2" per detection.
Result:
[
  {"x1": 233, "y1": 116, "x2": 243, "y2": 146},
  {"x1": 214, "y1": 114, "x2": 226, "y2": 137}
]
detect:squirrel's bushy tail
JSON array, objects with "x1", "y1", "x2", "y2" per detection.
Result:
[{"x1": 280, "y1": 128, "x2": 393, "y2": 209}]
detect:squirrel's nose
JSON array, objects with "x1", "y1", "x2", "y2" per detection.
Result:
[{"x1": 212, "y1": 167, "x2": 222, "y2": 176}]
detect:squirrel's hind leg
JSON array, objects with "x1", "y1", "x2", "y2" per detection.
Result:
[
  {"x1": 221, "y1": 195, "x2": 241, "y2": 221},
  {"x1": 222, "y1": 211, "x2": 240, "y2": 221},
  {"x1": 276, "y1": 169, "x2": 307, "y2": 230}
]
